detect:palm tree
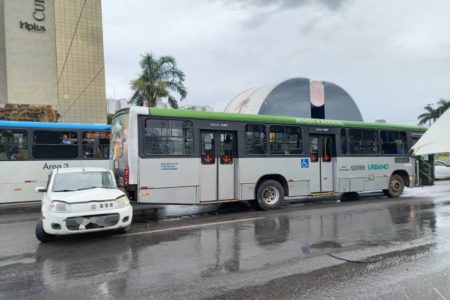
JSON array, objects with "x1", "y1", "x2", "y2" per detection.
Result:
[
  {"x1": 418, "y1": 104, "x2": 440, "y2": 126},
  {"x1": 129, "y1": 53, "x2": 187, "y2": 108},
  {"x1": 436, "y1": 99, "x2": 450, "y2": 116},
  {"x1": 418, "y1": 99, "x2": 450, "y2": 126}
]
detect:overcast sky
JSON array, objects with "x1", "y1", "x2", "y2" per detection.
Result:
[{"x1": 102, "y1": 0, "x2": 450, "y2": 124}]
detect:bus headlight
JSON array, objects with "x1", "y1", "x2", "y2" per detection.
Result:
[
  {"x1": 50, "y1": 201, "x2": 71, "y2": 213},
  {"x1": 115, "y1": 196, "x2": 130, "y2": 208}
]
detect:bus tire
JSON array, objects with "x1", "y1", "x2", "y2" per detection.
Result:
[
  {"x1": 35, "y1": 219, "x2": 54, "y2": 243},
  {"x1": 385, "y1": 174, "x2": 404, "y2": 198},
  {"x1": 341, "y1": 192, "x2": 359, "y2": 201},
  {"x1": 255, "y1": 180, "x2": 285, "y2": 210}
]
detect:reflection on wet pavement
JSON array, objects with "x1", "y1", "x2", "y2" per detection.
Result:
[{"x1": 0, "y1": 182, "x2": 450, "y2": 298}]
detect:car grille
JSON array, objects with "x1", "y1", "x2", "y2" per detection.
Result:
[
  {"x1": 66, "y1": 213, "x2": 120, "y2": 231},
  {"x1": 70, "y1": 201, "x2": 116, "y2": 213}
]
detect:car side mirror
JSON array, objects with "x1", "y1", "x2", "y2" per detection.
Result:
[{"x1": 35, "y1": 187, "x2": 47, "y2": 193}]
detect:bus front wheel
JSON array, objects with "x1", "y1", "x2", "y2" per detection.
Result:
[
  {"x1": 384, "y1": 174, "x2": 404, "y2": 198},
  {"x1": 255, "y1": 180, "x2": 285, "y2": 210}
]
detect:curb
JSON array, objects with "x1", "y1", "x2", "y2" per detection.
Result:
[{"x1": 0, "y1": 201, "x2": 41, "y2": 214}]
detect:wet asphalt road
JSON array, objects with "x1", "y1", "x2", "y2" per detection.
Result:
[{"x1": 1, "y1": 182, "x2": 450, "y2": 299}]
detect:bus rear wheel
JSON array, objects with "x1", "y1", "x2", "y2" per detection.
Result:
[
  {"x1": 384, "y1": 174, "x2": 404, "y2": 198},
  {"x1": 254, "y1": 180, "x2": 285, "y2": 210}
]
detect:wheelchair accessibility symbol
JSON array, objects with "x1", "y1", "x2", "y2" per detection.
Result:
[{"x1": 301, "y1": 159, "x2": 309, "y2": 168}]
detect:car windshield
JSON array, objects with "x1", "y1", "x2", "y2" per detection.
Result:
[{"x1": 52, "y1": 171, "x2": 117, "y2": 192}]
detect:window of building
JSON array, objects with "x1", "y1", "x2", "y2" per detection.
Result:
[
  {"x1": 82, "y1": 131, "x2": 111, "y2": 159},
  {"x1": 144, "y1": 119, "x2": 193, "y2": 155},
  {"x1": 0, "y1": 129, "x2": 28, "y2": 160},
  {"x1": 245, "y1": 124, "x2": 267, "y2": 155},
  {"x1": 32, "y1": 130, "x2": 78, "y2": 159},
  {"x1": 349, "y1": 129, "x2": 378, "y2": 155},
  {"x1": 269, "y1": 126, "x2": 302, "y2": 155},
  {"x1": 381, "y1": 131, "x2": 407, "y2": 155}
]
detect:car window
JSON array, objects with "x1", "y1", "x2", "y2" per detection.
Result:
[{"x1": 52, "y1": 171, "x2": 117, "y2": 192}]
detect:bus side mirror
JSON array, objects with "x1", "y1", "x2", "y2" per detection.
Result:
[{"x1": 35, "y1": 187, "x2": 47, "y2": 193}]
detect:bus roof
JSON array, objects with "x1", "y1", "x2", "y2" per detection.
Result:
[
  {"x1": 143, "y1": 108, "x2": 426, "y2": 132},
  {"x1": 0, "y1": 120, "x2": 110, "y2": 130}
]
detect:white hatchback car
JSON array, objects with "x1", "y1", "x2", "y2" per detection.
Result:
[
  {"x1": 435, "y1": 160, "x2": 450, "y2": 180},
  {"x1": 35, "y1": 167, "x2": 133, "y2": 242}
]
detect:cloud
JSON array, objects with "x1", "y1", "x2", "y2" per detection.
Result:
[
  {"x1": 102, "y1": 0, "x2": 450, "y2": 124},
  {"x1": 219, "y1": 0, "x2": 349, "y2": 11},
  {"x1": 216, "y1": 0, "x2": 350, "y2": 29}
]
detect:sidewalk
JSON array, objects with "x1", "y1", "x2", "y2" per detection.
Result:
[{"x1": 0, "y1": 201, "x2": 41, "y2": 214}]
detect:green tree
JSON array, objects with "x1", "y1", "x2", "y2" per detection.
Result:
[
  {"x1": 106, "y1": 114, "x2": 113, "y2": 125},
  {"x1": 436, "y1": 99, "x2": 450, "y2": 116},
  {"x1": 129, "y1": 53, "x2": 187, "y2": 108},
  {"x1": 418, "y1": 104, "x2": 440, "y2": 126},
  {"x1": 418, "y1": 99, "x2": 450, "y2": 126}
]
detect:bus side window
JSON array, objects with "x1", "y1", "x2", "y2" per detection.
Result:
[
  {"x1": 245, "y1": 124, "x2": 267, "y2": 155},
  {"x1": 144, "y1": 119, "x2": 193, "y2": 156},
  {"x1": 269, "y1": 126, "x2": 302, "y2": 155},
  {"x1": 381, "y1": 131, "x2": 407, "y2": 155},
  {"x1": 349, "y1": 129, "x2": 378, "y2": 155},
  {"x1": 32, "y1": 130, "x2": 78, "y2": 159},
  {"x1": 341, "y1": 129, "x2": 347, "y2": 154},
  {"x1": 0, "y1": 129, "x2": 29, "y2": 160},
  {"x1": 82, "y1": 131, "x2": 110, "y2": 159}
]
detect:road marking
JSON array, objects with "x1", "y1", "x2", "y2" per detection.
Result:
[
  {"x1": 433, "y1": 287, "x2": 447, "y2": 300},
  {"x1": 401, "y1": 288, "x2": 410, "y2": 300},
  {"x1": 115, "y1": 217, "x2": 266, "y2": 237}
]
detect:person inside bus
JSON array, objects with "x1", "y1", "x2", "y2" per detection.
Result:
[
  {"x1": 8, "y1": 146, "x2": 26, "y2": 160},
  {"x1": 83, "y1": 142, "x2": 101, "y2": 158},
  {"x1": 61, "y1": 133, "x2": 71, "y2": 145}
]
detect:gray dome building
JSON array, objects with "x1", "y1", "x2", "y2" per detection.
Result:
[{"x1": 224, "y1": 78, "x2": 363, "y2": 121}]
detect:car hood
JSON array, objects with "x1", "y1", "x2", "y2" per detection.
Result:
[{"x1": 48, "y1": 188, "x2": 125, "y2": 203}]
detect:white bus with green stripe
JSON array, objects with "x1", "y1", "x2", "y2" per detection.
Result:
[{"x1": 110, "y1": 106, "x2": 428, "y2": 210}]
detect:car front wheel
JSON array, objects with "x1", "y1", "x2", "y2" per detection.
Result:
[{"x1": 35, "y1": 219, "x2": 55, "y2": 243}]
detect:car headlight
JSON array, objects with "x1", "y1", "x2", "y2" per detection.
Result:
[
  {"x1": 50, "y1": 201, "x2": 71, "y2": 213},
  {"x1": 115, "y1": 195, "x2": 130, "y2": 208}
]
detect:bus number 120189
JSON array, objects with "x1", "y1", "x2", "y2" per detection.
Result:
[{"x1": 351, "y1": 165, "x2": 366, "y2": 171}]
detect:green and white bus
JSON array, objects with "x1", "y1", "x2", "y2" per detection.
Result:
[{"x1": 110, "y1": 106, "x2": 428, "y2": 210}]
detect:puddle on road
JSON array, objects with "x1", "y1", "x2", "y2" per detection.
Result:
[
  {"x1": 132, "y1": 202, "x2": 253, "y2": 223},
  {"x1": 310, "y1": 241, "x2": 342, "y2": 249}
]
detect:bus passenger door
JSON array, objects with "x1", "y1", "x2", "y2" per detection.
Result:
[
  {"x1": 309, "y1": 134, "x2": 335, "y2": 193},
  {"x1": 218, "y1": 132, "x2": 235, "y2": 200},
  {"x1": 200, "y1": 131, "x2": 236, "y2": 201}
]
